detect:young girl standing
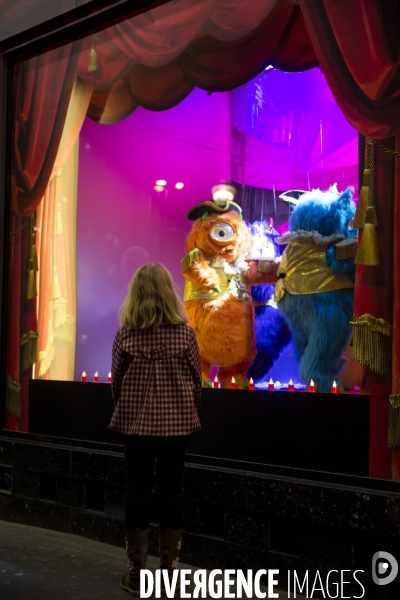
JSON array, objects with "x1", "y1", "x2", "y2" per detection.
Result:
[{"x1": 109, "y1": 263, "x2": 202, "y2": 596}]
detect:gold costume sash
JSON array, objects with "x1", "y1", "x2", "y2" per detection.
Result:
[
  {"x1": 274, "y1": 236, "x2": 354, "y2": 302},
  {"x1": 184, "y1": 267, "x2": 251, "y2": 302}
]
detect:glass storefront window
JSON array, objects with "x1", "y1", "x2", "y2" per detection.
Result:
[{"x1": 3, "y1": 0, "x2": 381, "y2": 481}]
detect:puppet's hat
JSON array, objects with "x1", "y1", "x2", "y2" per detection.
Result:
[
  {"x1": 186, "y1": 198, "x2": 242, "y2": 221},
  {"x1": 186, "y1": 183, "x2": 242, "y2": 220}
]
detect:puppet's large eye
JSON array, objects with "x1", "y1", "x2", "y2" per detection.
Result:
[{"x1": 210, "y1": 222, "x2": 235, "y2": 242}]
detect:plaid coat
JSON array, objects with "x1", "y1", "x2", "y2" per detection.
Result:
[{"x1": 109, "y1": 323, "x2": 202, "y2": 436}]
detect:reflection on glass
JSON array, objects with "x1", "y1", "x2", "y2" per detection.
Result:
[{"x1": 5, "y1": 7, "x2": 358, "y2": 437}]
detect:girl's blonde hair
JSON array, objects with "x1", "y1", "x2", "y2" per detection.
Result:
[{"x1": 119, "y1": 263, "x2": 187, "y2": 330}]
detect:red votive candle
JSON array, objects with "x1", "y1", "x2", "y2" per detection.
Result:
[
  {"x1": 107, "y1": 372, "x2": 112, "y2": 383},
  {"x1": 331, "y1": 380, "x2": 339, "y2": 394},
  {"x1": 213, "y1": 376, "x2": 220, "y2": 389},
  {"x1": 288, "y1": 378, "x2": 295, "y2": 392},
  {"x1": 230, "y1": 377, "x2": 237, "y2": 389},
  {"x1": 268, "y1": 378, "x2": 275, "y2": 391},
  {"x1": 81, "y1": 371, "x2": 87, "y2": 382},
  {"x1": 249, "y1": 377, "x2": 255, "y2": 390},
  {"x1": 309, "y1": 379, "x2": 316, "y2": 393},
  {"x1": 93, "y1": 371, "x2": 99, "y2": 383}
]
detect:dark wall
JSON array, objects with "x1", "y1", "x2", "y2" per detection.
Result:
[
  {"x1": 1, "y1": 436, "x2": 399, "y2": 598},
  {"x1": 28, "y1": 382, "x2": 371, "y2": 476}
]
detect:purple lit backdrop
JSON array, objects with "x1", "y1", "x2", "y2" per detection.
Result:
[
  {"x1": 75, "y1": 68, "x2": 358, "y2": 381},
  {"x1": 232, "y1": 67, "x2": 358, "y2": 194},
  {"x1": 75, "y1": 88, "x2": 232, "y2": 380}
]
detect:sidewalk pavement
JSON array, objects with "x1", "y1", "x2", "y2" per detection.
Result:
[{"x1": 0, "y1": 519, "x2": 305, "y2": 599}]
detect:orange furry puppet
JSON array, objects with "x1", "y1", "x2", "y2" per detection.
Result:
[{"x1": 182, "y1": 199, "x2": 278, "y2": 388}]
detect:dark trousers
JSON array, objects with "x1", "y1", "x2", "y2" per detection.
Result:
[{"x1": 123, "y1": 435, "x2": 190, "y2": 531}]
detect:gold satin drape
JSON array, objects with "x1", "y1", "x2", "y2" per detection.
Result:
[{"x1": 34, "y1": 78, "x2": 93, "y2": 380}]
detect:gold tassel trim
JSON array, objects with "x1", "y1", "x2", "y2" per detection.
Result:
[
  {"x1": 29, "y1": 213, "x2": 39, "y2": 272},
  {"x1": 354, "y1": 206, "x2": 380, "y2": 266},
  {"x1": 27, "y1": 259, "x2": 37, "y2": 299},
  {"x1": 334, "y1": 238, "x2": 358, "y2": 260},
  {"x1": 53, "y1": 297, "x2": 67, "y2": 330},
  {"x1": 31, "y1": 234, "x2": 38, "y2": 272},
  {"x1": 350, "y1": 313, "x2": 392, "y2": 376},
  {"x1": 6, "y1": 374, "x2": 21, "y2": 419},
  {"x1": 354, "y1": 138, "x2": 380, "y2": 266},
  {"x1": 350, "y1": 313, "x2": 392, "y2": 336},
  {"x1": 182, "y1": 248, "x2": 203, "y2": 272},
  {"x1": 88, "y1": 45, "x2": 97, "y2": 72},
  {"x1": 38, "y1": 338, "x2": 55, "y2": 377},
  {"x1": 31, "y1": 243, "x2": 38, "y2": 272},
  {"x1": 354, "y1": 170, "x2": 372, "y2": 228},
  {"x1": 388, "y1": 394, "x2": 400, "y2": 449},
  {"x1": 20, "y1": 330, "x2": 39, "y2": 371}
]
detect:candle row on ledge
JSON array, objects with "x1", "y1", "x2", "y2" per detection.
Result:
[
  {"x1": 308, "y1": 379, "x2": 339, "y2": 394},
  {"x1": 81, "y1": 371, "x2": 112, "y2": 383},
  {"x1": 213, "y1": 376, "x2": 256, "y2": 389},
  {"x1": 229, "y1": 377, "x2": 255, "y2": 390},
  {"x1": 213, "y1": 376, "x2": 339, "y2": 393}
]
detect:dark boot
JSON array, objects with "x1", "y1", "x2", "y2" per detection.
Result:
[
  {"x1": 120, "y1": 528, "x2": 149, "y2": 596},
  {"x1": 159, "y1": 527, "x2": 182, "y2": 592}
]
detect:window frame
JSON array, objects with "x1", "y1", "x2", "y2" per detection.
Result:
[{"x1": 0, "y1": 1, "x2": 395, "y2": 493}]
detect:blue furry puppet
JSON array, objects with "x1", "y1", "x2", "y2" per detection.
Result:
[
  {"x1": 274, "y1": 185, "x2": 357, "y2": 393},
  {"x1": 247, "y1": 282, "x2": 291, "y2": 382},
  {"x1": 246, "y1": 221, "x2": 291, "y2": 382}
]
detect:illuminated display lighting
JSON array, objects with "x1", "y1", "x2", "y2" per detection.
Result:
[
  {"x1": 211, "y1": 183, "x2": 236, "y2": 204},
  {"x1": 175, "y1": 182, "x2": 184, "y2": 190},
  {"x1": 155, "y1": 179, "x2": 167, "y2": 186},
  {"x1": 154, "y1": 185, "x2": 164, "y2": 192}
]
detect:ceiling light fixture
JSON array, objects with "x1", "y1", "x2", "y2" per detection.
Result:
[{"x1": 211, "y1": 183, "x2": 236, "y2": 205}]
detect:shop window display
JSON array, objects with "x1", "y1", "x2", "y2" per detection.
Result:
[{"x1": 3, "y1": 0, "x2": 377, "y2": 478}]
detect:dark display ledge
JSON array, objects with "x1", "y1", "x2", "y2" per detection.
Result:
[{"x1": 28, "y1": 380, "x2": 370, "y2": 477}]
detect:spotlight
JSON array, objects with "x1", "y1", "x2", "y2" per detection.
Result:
[
  {"x1": 156, "y1": 179, "x2": 167, "y2": 186},
  {"x1": 154, "y1": 185, "x2": 164, "y2": 192},
  {"x1": 211, "y1": 183, "x2": 236, "y2": 205},
  {"x1": 175, "y1": 182, "x2": 184, "y2": 190}
]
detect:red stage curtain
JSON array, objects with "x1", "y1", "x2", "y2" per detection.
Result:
[
  {"x1": 12, "y1": 41, "x2": 83, "y2": 218},
  {"x1": 299, "y1": 0, "x2": 400, "y2": 138},
  {"x1": 299, "y1": 0, "x2": 400, "y2": 479},
  {"x1": 353, "y1": 140, "x2": 395, "y2": 479},
  {"x1": 7, "y1": 41, "x2": 83, "y2": 431},
  {"x1": 75, "y1": 0, "x2": 280, "y2": 80},
  {"x1": 392, "y1": 134, "x2": 400, "y2": 479},
  {"x1": 84, "y1": 1, "x2": 316, "y2": 123},
  {"x1": 5, "y1": 212, "x2": 36, "y2": 432}
]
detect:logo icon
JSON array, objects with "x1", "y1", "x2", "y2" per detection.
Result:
[{"x1": 372, "y1": 551, "x2": 398, "y2": 586}]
